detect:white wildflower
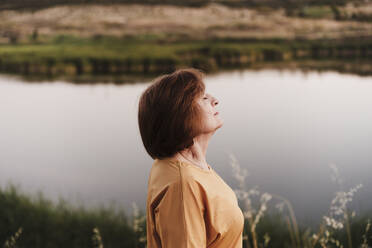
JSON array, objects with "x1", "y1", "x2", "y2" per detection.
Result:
[
  {"x1": 229, "y1": 153, "x2": 249, "y2": 190},
  {"x1": 362, "y1": 219, "x2": 371, "y2": 248},
  {"x1": 252, "y1": 193, "x2": 272, "y2": 231},
  {"x1": 329, "y1": 163, "x2": 343, "y2": 188},
  {"x1": 351, "y1": 211, "x2": 356, "y2": 218},
  {"x1": 323, "y1": 216, "x2": 344, "y2": 230},
  {"x1": 263, "y1": 233, "x2": 271, "y2": 247},
  {"x1": 275, "y1": 202, "x2": 285, "y2": 212},
  {"x1": 323, "y1": 165, "x2": 362, "y2": 232}
]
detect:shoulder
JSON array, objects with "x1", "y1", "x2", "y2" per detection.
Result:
[
  {"x1": 167, "y1": 171, "x2": 205, "y2": 195},
  {"x1": 148, "y1": 158, "x2": 209, "y2": 198},
  {"x1": 151, "y1": 158, "x2": 205, "y2": 182}
]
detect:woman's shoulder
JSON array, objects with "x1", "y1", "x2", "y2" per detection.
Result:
[
  {"x1": 147, "y1": 158, "x2": 210, "y2": 209},
  {"x1": 148, "y1": 158, "x2": 213, "y2": 193},
  {"x1": 151, "y1": 158, "x2": 200, "y2": 180}
]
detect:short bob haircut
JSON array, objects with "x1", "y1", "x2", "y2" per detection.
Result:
[{"x1": 138, "y1": 68, "x2": 206, "y2": 160}]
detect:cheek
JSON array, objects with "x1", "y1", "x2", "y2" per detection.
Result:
[{"x1": 199, "y1": 106, "x2": 209, "y2": 118}]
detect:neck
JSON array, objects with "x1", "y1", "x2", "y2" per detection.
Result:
[{"x1": 174, "y1": 132, "x2": 213, "y2": 168}]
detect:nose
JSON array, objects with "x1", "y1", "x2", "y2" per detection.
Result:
[{"x1": 213, "y1": 97, "x2": 219, "y2": 106}]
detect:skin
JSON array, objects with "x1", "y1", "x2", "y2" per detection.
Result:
[{"x1": 170, "y1": 91, "x2": 223, "y2": 170}]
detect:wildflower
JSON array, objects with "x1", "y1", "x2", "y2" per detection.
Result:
[
  {"x1": 3, "y1": 227, "x2": 22, "y2": 248},
  {"x1": 132, "y1": 201, "x2": 147, "y2": 245},
  {"x1": 362, "y1": 219, "x2": 371, "y2": 248},
  {"x1": 323, "y1": 216, "x2": 344, "y2": 230},
  {"x1": 351, "y1": 211, "x2": 356, "y2": 218},
  {"x1": 329, "y1": 184, "x2": 363, "y2": 219},
  {"x1": 228, "y1": 152, "x2": 273, "y2": 248},
  {"x1": 329, "y1": 163, "x2": 343, "y2": 188},
  {"x1": 315, "y1": 164, "x2": 363, "y2": 248},
  {"x1": 263, "y1": 233, "x2": 270, "y2": 247},
  {"x1": 252, "y1": 193, "x2": 272, "y2": 231},
  {"x1": 229, "y1": 153, "x2": 249, "y2": 189},
  {"x1": 92, "y1": 227, "x2": 104, "y2": 248},
  {"x1": 312, "y1": 233, "x2": 319, "y2": 240},
  {"x1": 323, "y1": 164, "x2": 362, "y2": 233},
  {"x1": 275, "y1": 202, "x2": 285, "y2": 213}
]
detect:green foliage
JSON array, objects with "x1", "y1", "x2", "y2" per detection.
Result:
[
  {"x1": 295, "y1": 5, "x2": 335, "y2": 19},
  {"x1": 253, "y1": 213, "x2": 293, "y2": 248},
  {"x1": 240, "y1": 211, "x2": 372, "y2": 248},
  {"x1": 0, "y1": 182, "x2": 136, "y2": 248},
  {"x1": 0, "y1": 34, "x2": 371, "y2": 80}
]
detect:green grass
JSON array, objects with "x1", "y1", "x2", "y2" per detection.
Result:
[
  {"x1": 2, "y1": 155, "x2": 372, "y2": 248},
  {"x1": 0, "y1": 34, "x2": 292, "y2": 62},
  {"x1": 0, "y1": 182, "x2": 138, "y2": 248},
  {"x1": 1, "y1": 180, "x2": 372, "y2": 248},
  {"x1": 300, "y1": 5, "x2": 335, "y2": 19},
  {"x1": 0, "y1": 34, "x2": 371, "y2": 81}
]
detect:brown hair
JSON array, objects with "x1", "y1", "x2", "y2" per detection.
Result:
[{"x1": 138, "y1": 68, "x2": 206, "y2": 160}]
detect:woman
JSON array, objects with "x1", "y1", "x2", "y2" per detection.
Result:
[{"x1": 138, "y1": 68, "x2": 244, "y2": 248}]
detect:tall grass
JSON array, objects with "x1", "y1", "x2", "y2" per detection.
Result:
[
  {"x1": 2, "y1": 154, "x2": 372, "y2": 247},
  {"x1": 3, "y1": 227, "x2": 22, "y2": 248},
  {"x1": 92, "y1": 227, "x2": 104, "y2": 248},
  {"x1": 0, "y1": 182, "x2": 136, "y2": 248},
  {"x1": 228, "y1": 152, "x2": 371, "y2": 248}
]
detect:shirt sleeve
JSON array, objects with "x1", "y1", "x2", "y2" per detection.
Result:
[{"x1": 153, "y1": 176, "x2": 207, "y2": 248}]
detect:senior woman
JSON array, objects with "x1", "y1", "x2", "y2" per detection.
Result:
[{"x1": 138, "y1": 68, "x2": 244, "y2": 248}]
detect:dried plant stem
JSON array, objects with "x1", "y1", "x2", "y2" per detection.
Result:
[
  {"x1": 301, "y1": 229, "x2": 313, "y2": 248},
  {"x1": 344, "y1": 211, "x2": 353, "y2": 248},
  {"x1": 311, "y1": 224, "x2": 325, "y2": 248},
  {"x1": 243, "y1": 233, "x2": 252, "y2": 248},
  {"x1": 285, "y1": 215, "x2": 296, "y2": 248},
  {"x1": 271, "y1": 194, "x2": 301, "y2": 247},
  {"x1": 92, "y1": 227, "x2": 104, "y2": 248},
  {"x1": 247, "y1": 215, "x2": 259, "y2": 248},
  {"x1": 361, "y1": 219, "x2": 371, "y2": 248}
]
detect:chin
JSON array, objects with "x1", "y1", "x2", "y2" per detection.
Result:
[{"x1": 215, "y1": 122, "x2": 223, "y2": 130}]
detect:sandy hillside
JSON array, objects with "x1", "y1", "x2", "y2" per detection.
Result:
[{"x1": 0, "y1": 3, "x2": 372, "y2": 41}]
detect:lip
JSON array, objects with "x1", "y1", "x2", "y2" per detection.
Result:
[{"x1": 214, "y1": 112, "x2": 219, "y2": 115}]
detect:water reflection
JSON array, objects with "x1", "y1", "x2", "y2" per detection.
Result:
[{"x1": 0, "y1": 69, "x2": 371, "y2": 226}]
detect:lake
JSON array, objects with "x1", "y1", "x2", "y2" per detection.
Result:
[{"x1": 1, "y1": 69, "x2": 371, "y2": 226}]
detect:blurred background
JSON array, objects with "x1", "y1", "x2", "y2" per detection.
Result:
[{"x1": 1, "y1": 0, "x2": 372, "y2": 247}]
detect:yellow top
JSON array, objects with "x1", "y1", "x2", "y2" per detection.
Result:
[{"x1": 146, "y1": 157, "x2": 245, "y2": 248}]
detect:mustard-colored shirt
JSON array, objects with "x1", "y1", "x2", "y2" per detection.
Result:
[{"x1": 146, "y1": 157, "x2": 245, "y2": 248}]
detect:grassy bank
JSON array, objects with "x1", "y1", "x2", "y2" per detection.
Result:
[
  {"x1": 1, "y1": 180, "x2": 372, "y2": 248},
  {"x1": 1, "y1": 154, "x2": 372, "y2": 248},
  {"x1": 0, "y1": 35, "x2": 371, "y2": 83},
  {"x1": 242, "y1": 212, "x2": 372, "y2": 248},
  {"x1": 0, "y1": 182, "x2": 139, "y2": 248}
]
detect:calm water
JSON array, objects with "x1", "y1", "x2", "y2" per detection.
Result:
[{"x1": 1, "y1": 69, "x2": 371, "y2": 226}]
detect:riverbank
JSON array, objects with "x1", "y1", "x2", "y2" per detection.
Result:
[
  {"x1": 1, "y1": 3, "x2": 372, "y2": 82},
  {"x1": 0, "y1": 35, "x2": 371, "y2": 83}
]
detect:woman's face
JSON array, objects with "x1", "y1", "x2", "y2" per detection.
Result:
[{"x1": 196, "y1": 91, "x2": 223, "y2": 134}]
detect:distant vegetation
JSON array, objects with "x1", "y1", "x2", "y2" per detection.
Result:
[
  {"x1": 0, "y1": 0, "x2": 371, "y2": 81},
  {"x1": 0, "y1": 34, "x2": 371, "y2": 83},
  {"x1": 2, "y1": 0, "x2": 372, "y2": 24},
  {"x1": 0, "y1": 0, "x2": 367, "y2": 10}
]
